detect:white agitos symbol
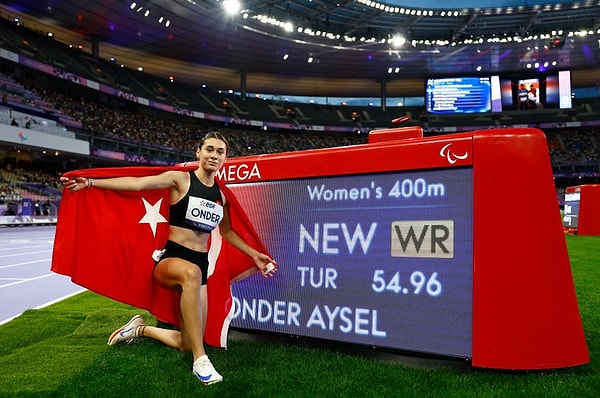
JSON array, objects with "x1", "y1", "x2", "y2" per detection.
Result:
[
  {"x1": 439, "y1": 143, "x2": 469, "y2": 164},
  {"x1": 138, "y1": 197, "x2": 168, "y2": 237}
]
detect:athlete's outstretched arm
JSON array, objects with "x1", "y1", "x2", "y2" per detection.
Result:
[
  {"x1": 219, "y1": 205, "x2": 276, "y2": 277},
  {"x1": 60, "y1": 170, "x2": 185, "y2": 192}
]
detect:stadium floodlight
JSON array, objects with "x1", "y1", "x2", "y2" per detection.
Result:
[
  {"x1": 223, "y1": 0, "x2": 241, "y2": 15},
  {"x1": 391, "y1": 34, "x2": 406, "y2": 47}
]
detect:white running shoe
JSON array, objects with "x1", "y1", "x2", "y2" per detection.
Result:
[
  {"x1": 107, "y1": 315, "x2": 145, "y2": 346},
  {"x1": 193, "y1": 355, "x2": 223, "y2": 385}
]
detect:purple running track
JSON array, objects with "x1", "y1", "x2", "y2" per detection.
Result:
[{"x1": 0, "y1": 225, "x2": 85, "y2": 325}]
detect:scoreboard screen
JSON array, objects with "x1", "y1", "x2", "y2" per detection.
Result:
[
  {"x1": 426, "y1": 77, "x2": 491, "y2": 114},
  {"x1": 228, "y1": 167, "x2": 473, "y2": 358}
]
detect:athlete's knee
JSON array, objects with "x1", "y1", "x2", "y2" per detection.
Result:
[{"x1": 180, "y1": 265, "x2": 203, "y2": 288}]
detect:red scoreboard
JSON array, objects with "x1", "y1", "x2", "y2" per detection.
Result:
[{"x1": 218, "y1": 127, "x2": 588, "y2": 370}]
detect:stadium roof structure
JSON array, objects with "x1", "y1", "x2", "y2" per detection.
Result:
[{"x1": 1, "y1": 0, "x2": 599, "y2": 97}]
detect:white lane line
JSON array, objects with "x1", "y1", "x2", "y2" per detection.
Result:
[
  {"x1": 0, "y1": 259, "x2": 49, "y2": 269},
  {"x1": 0, "y1": 246, "x2": 52, "y2": 252},
  {"x1": 0, "y1": 272, "x2": 55, "y2": 288},
  {"x1": 0, "y1": 288, "x2": 87, "y2": 326},
  {"x1": 0, "y1": 250, "x2": 52, "y2": 257},
  {"x1": 0, "y1": 278, "x2": 25, "y2": 287},
  {"x1": 34, "y1": 288, "x2": 87, "y2": 309}
]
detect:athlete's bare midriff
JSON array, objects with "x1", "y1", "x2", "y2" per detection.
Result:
[{"x1": 168, "y1": 225, "x2": 211, "y2": 252}]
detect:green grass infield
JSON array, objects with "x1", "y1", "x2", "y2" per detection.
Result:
[{"x1": 0, "y1": 234, "x2": 598, "y2": 398}]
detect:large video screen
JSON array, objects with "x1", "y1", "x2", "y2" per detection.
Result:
[
  {"x1": 495, "y1": 70, "x2": 572, "y2": 111},
  {"x1": 425, "y1": 77, "x2": 491, "y2": 114},
  {"x1": 425, "y1": 71, "x2": 572, "y2": 115},
  {"x1": 228, "y1": 167, "x2": 474, "y2": 358}
]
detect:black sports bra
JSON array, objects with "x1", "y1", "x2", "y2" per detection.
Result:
[{"x1": 169, "y1": 172, "x2": 224, "y2": 233}]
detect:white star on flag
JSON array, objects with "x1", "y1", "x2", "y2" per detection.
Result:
[{"x1": 138, "y1": 197, "x2": 168, "y2": 237}]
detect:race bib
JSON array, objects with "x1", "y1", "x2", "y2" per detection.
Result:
[{"x1": 184, "y1": 195, "x2": 223, "y2": 231}]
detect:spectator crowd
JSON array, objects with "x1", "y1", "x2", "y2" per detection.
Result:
[{"x1": 0, "y1": 70, "x2": 598, "y2": 206}]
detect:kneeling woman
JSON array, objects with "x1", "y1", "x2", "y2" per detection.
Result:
[{"x1": 61, "y1": 132, "x2": 275, "y2": 385}]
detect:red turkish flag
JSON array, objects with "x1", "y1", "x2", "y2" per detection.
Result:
[{"x1": 51, "y1": 164, "x2": 270, "y2": 348}]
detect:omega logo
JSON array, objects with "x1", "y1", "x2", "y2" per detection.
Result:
[{"x1": 217, "y1": 163, "x2": 262, "y2": 182}]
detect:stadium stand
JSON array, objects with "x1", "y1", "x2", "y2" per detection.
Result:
[{"x1": 0, "y1": 15, "x2": 598, "y2": 211}]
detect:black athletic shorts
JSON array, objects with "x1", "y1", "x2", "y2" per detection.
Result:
[{"x1": 156, "y1": 240, "x2": 209, "y2": 285}]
